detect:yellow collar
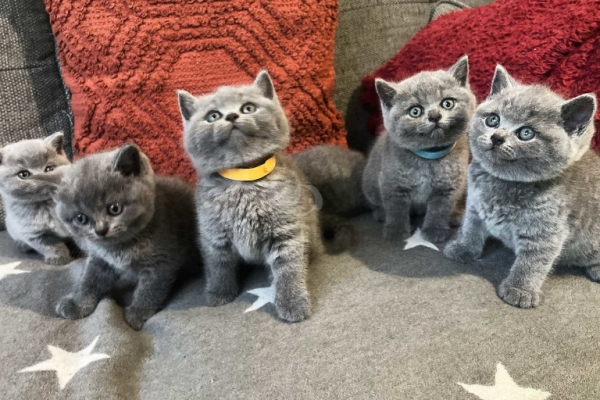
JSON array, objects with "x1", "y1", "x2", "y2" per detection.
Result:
[{"x1": 218, "y1": 156, "x2": 277, "y2": 182}]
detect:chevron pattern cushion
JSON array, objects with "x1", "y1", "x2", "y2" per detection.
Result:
[{"x1": 43, "y1": 0, "x2": 346, "y2": 180}]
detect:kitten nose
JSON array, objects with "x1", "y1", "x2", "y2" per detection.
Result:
[
  {"x1": 95, "y1": 223, "x2": 109, "y2": 237},
  {"x1": 428, "y1": 110, "x2": 441, "y2": 122},
  {"x1": 491, "y1": 134, "x2": 505, "y2": 146},
  {"x1": 225, "y1": 113, "x2": 239, "y2": 122}
]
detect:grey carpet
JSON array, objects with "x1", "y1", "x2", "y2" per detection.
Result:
[{"x1": 0, "y1": 215, "x2": 598, "y2": 399}]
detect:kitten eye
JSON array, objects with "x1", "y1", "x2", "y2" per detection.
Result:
[
  {"x1": 441, "y1": 99, "x2": 455, "y2": 110},
  {"x1": 17, "y1": 170, "x2": 31, "y2": 179},
  {"x1": 516, "y1": 126, "x2": 536, "y2": 141},
  {"x1": 205, "y1": 111, "x2": 222, "y2": 123},
  {"x1": 408, "y1": 106, "x2": 423, "y2": 118},
  {"x1": 485, "y1": 114, "x2": 500, "y2": 128},
  {"x1": 44, "y1": 165, "x2": 55, "y2": 172},
  {"x1": 241, "y1": 103, "x2": 257, "y2": 114},
  {"x1": 74, "y1": 213, "x2": 89, "y2": 225},
  {"x1": 107, "y1": 203, "x2": 123, "y2": 216}
]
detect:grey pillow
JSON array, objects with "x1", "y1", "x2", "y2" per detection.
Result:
[{"x1": 0, "y1": 0, "x2": 73, "y2": 230}]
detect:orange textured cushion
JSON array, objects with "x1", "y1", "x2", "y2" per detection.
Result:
[{"x1": 44, "y1": 0, "x2": 346, "y2": 180}]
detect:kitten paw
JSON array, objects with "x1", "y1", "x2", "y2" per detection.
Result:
[
  {"x1": 45, "y1": 254, "x2": 72, "y2": 266},
  {"x1": 586, "y1": 266, "x2": 600, "y2": 282},
  {"x1": 422, "y1": 227, "x2": 451, "y2": 243},
  {"x1": 55, "y1": 295, "x2": 97, "y2": 319},
  {"x1": 443, "y1": 240, "x2": 477, "y2": 263},
  {"x1": 382, "y1": 224, "x2": 411, "y2": 241},
  {"x1": 205, "y1": 290, "x2": 238, "y2": 307},
  {"x1": 498, "y1": 280, "x2": 541, "y2": 308},
  {"x1": 275, "y1": 293, "x2": 311, "y2": 323},
  {"x1": 372, "y1": 208, "x2": 385, "y2": 222},
  {"x1": 124, "y1": 307, "x2": 157, "y2": 331}
]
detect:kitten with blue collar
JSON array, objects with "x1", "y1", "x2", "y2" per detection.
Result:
[{"x1": 362, "y1": 56, "x2": 476, "y2": 242}]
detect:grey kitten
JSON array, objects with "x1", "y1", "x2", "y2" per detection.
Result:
[
  {"x1": 54, "y1": 144, "x2": 201, "y2": 330},
  {"x1": 291, "y1": 145, "x2": 367, "y2": 215},
  {"x1": 362, "y1": 56, "x2": 476, "y2": 242},
  {"x1": 444, "y1": 65, "x2": 598, "y2": 308},
  {"x1": 178, "y1": 71, "x2": 323, "y2": 322},
  {"x1": 0, "y1": 132, "x2": 77, "y2": 264}
]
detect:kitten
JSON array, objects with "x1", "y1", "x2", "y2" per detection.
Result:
[
  {"x1": 54, "y1": 144, "x2": 201, "y2": 330},
  {"x1": 291, "y1": 145, "x2": 367, "y2": 215},
  {"x1": 362, "y1": 56, "x2": 476, "y2": 243},
  {"x1": 178, "y1": 71, "x2": 323, "y2": 322},
  {"x1": 0, "y1": 132, "x2": 76, "y2": 264},
  {"x1": 444, "y1": 65, "x2": 598, "y2": 308}
]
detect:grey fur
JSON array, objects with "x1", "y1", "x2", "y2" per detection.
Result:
[
  {"x1": 179, "y1": 71, "x2": 323, "y2": 322},
  {"x1": 54, "y1": 144, "x2": 201, "y2": 330},
  {"x1": 0, "y1": 132, "x2": 77, "y2": 264},
  {"x1": 444, "y1": 65, "x2": 599, "y2": 308},
  {"x1": 362, "y1": 56, "x2": 476, "y2": 242}
]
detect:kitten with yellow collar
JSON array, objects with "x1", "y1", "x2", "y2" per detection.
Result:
[{"x1": 178, "y1": 71, "x2": 323, "y2": 322}]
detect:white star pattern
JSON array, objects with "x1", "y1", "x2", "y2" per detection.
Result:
[
  {"x1": 0, "y1": 261, "x2": 29, "y2": 281},
  {"x1": 19, "y1": 336, "x2": 110, "y2": 390},
  {"x1": 244, "y1": 282, "x2": 276, "y2": 313},
  {"x1": 459, "y1": 363, "x2": 551, "y2": 400},
  {"x1": 403, "y1": 228, "x2": 439, "y2": 251}
]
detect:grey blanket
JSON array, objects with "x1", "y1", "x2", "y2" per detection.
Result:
[{"x1": 0, "y1": 215, "x2": 598, "y2": 399}]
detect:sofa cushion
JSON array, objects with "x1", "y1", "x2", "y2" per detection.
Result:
[
  {"x1": 360, "y1": 0, "x2": 600, "y2": 150},
  {"x1": 44, "y1": 0, "x2": 346, "y2": 180},
  {"x1": 0, "y1": 0, "x2": 74, "y2": 229}
]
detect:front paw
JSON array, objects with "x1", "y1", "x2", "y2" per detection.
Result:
[
  {"x1": 205, "y1": 290, "x2": 238, "y2": 307},
  {"x1": 55, "y1": 295, "x2": 97, "y2": 319},
  {"x1": 382, "y1": 223, "x2": 411, "y2": 241},
  {"x1": 275, "y1": 291, "x2": 311, "y2": 323},
  {"x1": 45, "y1": 254, "x2": 73, "y2": 266},
  {"x1": 586, "y1": 266, "x2": 600, "y2": 282},
  {"x1": 124, "y1": 307, "x2": 157, "y2": 331},
  {"x1": 443, "y1": 240, "x2": 478, "y2": 263},
  {"x1": 422, "y1": 227, "x2": 451, "y2": 243},
  {"x1": 498, "y1": 280, "x2": 541, "y2": 308}
]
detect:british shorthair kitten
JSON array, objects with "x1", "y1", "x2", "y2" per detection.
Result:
[
  {"x1": 445, "y1": 65, "x2": 599, "y2": 308},
  {"x1": 54, "y1": 144, "x2": 201, "y2": 330},
  {"x1": 362, "y1": 56, "x2": 476, "y2": 243},
  {"x1": 178, "y1": 71, "x2": 323, "y2": 322},
  {"x1": 0, "y1": 132, "x2": 76, "y2": 264}
]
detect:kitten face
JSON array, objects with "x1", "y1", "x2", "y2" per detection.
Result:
[
  {"x1": 55, "y1": 144, "x2": 156, "y2": 244},
  {"x1": 0, "y1": 132, "x2": 70, "y2": 201},
  {"x1": 178, "y1": 71, "x2": 290, "y2": 174},
  {"x1": 470, "y1": 65, "x2": 597, "y2": 182},
  {"x1": 376, "y1": 56, "x2": 476, "y2": 150}
]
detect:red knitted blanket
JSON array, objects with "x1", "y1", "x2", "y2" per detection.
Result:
[
  {"x1": 44, "y1": 0, "x2": 346, "y2": 180},
  {"x1": 361, "y1": 0, "x2": 600, "y2": 150}
]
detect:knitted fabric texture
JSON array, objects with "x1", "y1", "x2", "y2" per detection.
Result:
[
  {"x1": 44, "y1": 0, "x2": 346, "y2": 180},
  {"x1": 361, "y1": 0, "x2": 600, "y2": 150}
]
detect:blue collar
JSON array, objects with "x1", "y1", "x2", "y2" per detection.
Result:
[{"x1": 409, "y1": 143, "x2": 455, "y2": 160}]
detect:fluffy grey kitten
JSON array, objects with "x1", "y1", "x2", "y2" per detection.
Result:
[
  {"x1": 54, "y1": 144, "x2": 201, "y2": 330},
  {"x1": 178, "y1": 71, "x2": 323, "y2": 322},
  {"x1": 362, "y1": 56, "x2": 476, "y2": 242},
  {"x1": 0, "y1": 132, "x2": 77, "y2": 264},
  {"x1": 444, "y1": 65, "x2": 598, "y2": 308}
]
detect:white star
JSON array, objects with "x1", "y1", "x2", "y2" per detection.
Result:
[
  {"x1": 459, "y1": 363, "x2": 551, "y2": 400},
  {"x1": 403, "y1": 228, "x2": 439, "y2": 251},
  {"x1": 0, "y1": 261, "x2": 29, "y2": 281},
  {"x1": 19, "y1": 336, "x2": 110, "y2": 390},
  {"x1": 244, "y1": 282, "x2": 276, "y2": 313}
]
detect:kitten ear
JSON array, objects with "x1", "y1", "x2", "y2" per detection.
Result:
[
  {"x1": 375, "y1": 78, "x2": 397, "y2": 109},
  {"x1": 448, "y1": 55, "x2": 469, "y2": 87},
  {"x1": 561, "y1": 93, "x2": 597, "y2": 137},
  {"x1": 489, "y1": 65, "x2": 516, "y2": 97},
  {"x1": 44, "y1": 131, "x2": 64, "y2": 154},
  {"x1": 254, "y1": 70, "x2": 276, "y2": 100},
  {"x1": 113, "y1": 144, "x2": 142, "y2": 176},
  {"x1": 177, "y1": 90, "x2": 197, "y2": 122}
]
